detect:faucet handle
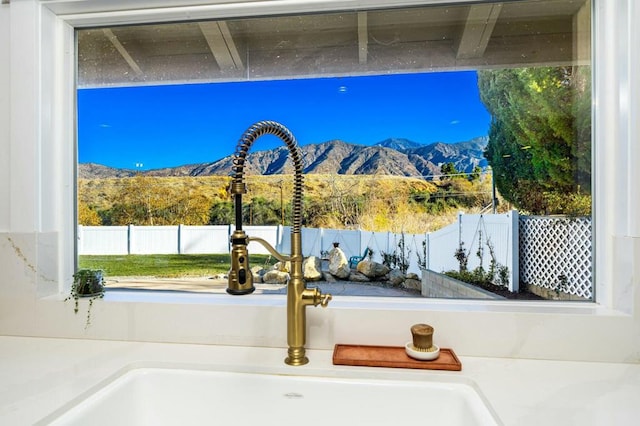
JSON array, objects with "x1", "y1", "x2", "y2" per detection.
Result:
[
  {"x1": 320, "y1": 293, "x2": 332, "y2": 308},
  {"x1": 303, "y1": 287, "x2": 332, "y2": 307}
]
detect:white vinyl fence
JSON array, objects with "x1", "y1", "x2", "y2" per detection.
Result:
[
  {"x1": 78, "y1": 211, "x2": 593, "y2": 296},
  {"x1": 423, "y1": 211, "x2": 519, "y2": 292},
  {"x1": 77, "y1": 211, "x2": 520, "y2": 289},
  {"x1": 78, "y1": 225, "x2": 283, "y2": 257}
]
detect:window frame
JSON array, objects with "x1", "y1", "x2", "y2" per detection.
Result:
[
  {"x1": 70, "y1": 0, "x2": 602, "y2": 305},
  {"x1": 12, "y1": 0, "x2": 637, "y2": 361}
]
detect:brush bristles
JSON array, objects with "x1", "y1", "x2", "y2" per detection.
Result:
[{"x1": 412, "y1": 344, "x2": 438, "y2": 352}]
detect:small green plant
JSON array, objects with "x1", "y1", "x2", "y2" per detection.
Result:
[
  {"x1": 447, "y1": 234, "x2": 511, "y2": 294},
  {"x1": 381, "y1": 250, "x2": 398, "y2": 270},
  {"x1": 454, "y1": 241, "x2": 469, "y2": 272},
  {"x1": 66, "y1": 269, "x2": 105, "y2": 328},
  {"x1": 476, "y1": 229, "x2": 484, "y2": 266},
  {"x1": 555, "y1": 274, "x2": 568, "y2": 298},
  {"x1": 396, "y1": 232, "x2": 411, "y2": 275},
  {"x1": 416, "y1": 239, "x2": 427, "y2": 270},
  {"x1": 381, "y1": 233, "x2": 411, "y2": 274},
  {"x1": 496, "y1": 265, "x2": 510, "y2": 287}
]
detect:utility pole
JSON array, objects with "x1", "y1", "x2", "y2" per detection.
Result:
[
  {"x1": 490, "y1": 166, "x2": 497, "y2": 214},
  {"x1": 279, "y1": 180, "x2": 284, "y2": 226}
]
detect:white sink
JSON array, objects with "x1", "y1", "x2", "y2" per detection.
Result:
[{"x1": 45, "y1": 367, "x2": 501, "y2": 426}]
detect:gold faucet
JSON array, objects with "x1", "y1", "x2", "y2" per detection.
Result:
[{"x1": 227, "y1": 121, "x2": 332, "y2": 366}]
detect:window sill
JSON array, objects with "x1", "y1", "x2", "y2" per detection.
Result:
[{"x1": 43, "y1": 289, "x2": 628, "y2": 318}]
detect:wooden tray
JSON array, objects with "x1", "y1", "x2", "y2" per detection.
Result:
[{"x1": 332, "y1": 344, "x2": 462, "y2": 371}]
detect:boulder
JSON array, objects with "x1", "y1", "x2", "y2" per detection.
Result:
[
  {"x1": 273, "y1": 261, "x2": 292, "y2": 273},
  {"x1": 348, "y1": 271, "x2": 370, "y2": 282},
  {"x1": 406, "y1": 272, "x2": 420, "y2": 280},
  {"x1": 262, "y1": 270, "x2": 290, "y2": 284},
  {"x1": 356, "y1": 259, "x2": 390, "y2": 279},
  {"x1": 328, "y1": 247, "x2": 350, "y2": 279},
  {"x1": 388, "y1": 269, "x2": 405, "y2": 286},
  {"x1": 403, "y1": 278, "x2": 422, "y2": 291},
  {"x1": 303, "y1": 256, "x2": 323, "y2": 282},
  {"x1": 323, "y1": 271, "x2": 337, "y2": 282},
  {"x1": 250, "y1": 266, "x2": 265, "y2": 283}
]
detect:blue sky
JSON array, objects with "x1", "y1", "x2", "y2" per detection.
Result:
[{"x1": 78, "y1": 71, "x2": 491, "y2": 170}]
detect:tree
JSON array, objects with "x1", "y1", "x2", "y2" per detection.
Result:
[
  {"x1": 469, "y1": 166, "x2": 482, "y2": 182},
  {"x1": 78, "y1": 202, "x2": 102, "y2": 225},
  {"x1": 244, "y1": 197, "x2": 280, "y2": 225},
  {"x1": 478, "y1": 66, "x2": 591, "y2": 214},
  {"x1": 323, "y1": 175, "x2": 364, "y2": 227},
  {"x1": 440, "y1": 162, "x2": 458, "y2": 180},
  {"x1": 106, "y1": 175, "x2": 213, "y2": 225},
  {"x1": 209, "y1": 201, "x2": 235, "y2": 225},
  {"x1": 167, "y1": 190, "x2": 212, "y2": 225}
]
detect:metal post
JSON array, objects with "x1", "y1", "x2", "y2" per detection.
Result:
[{"x1": 491, "y1": 167, "x2": 497, "y2": 214}]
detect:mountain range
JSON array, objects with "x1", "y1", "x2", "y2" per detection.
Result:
[{"x1": 79, "y1": 136, "x2": 489, "y2": 180}]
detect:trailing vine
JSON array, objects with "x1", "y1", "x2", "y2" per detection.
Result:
[{"x1": 66, "y1": 269, "x2": 105, "y2": 328}]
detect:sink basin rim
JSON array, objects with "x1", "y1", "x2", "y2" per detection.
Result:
[{"x1": 39, "y1": 361, "x2": 503, "y2": 426}]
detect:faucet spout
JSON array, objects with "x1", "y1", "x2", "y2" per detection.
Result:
[{"x1": 226, "y1": 121, "x2": 332, "y2": 366}]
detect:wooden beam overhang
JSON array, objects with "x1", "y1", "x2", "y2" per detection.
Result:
[
  {"x1": 103, "y1": 29, "x2": 143, "y2": 77},
  {"x1": 456, "y1": 3, "x2": 503, "y2": 60},
  {"x1": 198, "y1": 21, "x2": 244, "y2": 71},
  {"x1": 358, "y1": 12, "x2": 368, "y2": 64}
]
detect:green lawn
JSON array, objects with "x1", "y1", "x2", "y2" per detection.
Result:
[{"x1": 79, "y1": 254, "x2": 275, "y2": 277}]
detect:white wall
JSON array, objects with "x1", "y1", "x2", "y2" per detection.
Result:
[
  {"x1": 0, "y1": 4, "x2": 9, "y2": 231},
  {"x1": 0, "y1": 0, "x2": 638, "y2": 364}
]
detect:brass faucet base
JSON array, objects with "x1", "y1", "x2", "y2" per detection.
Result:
[{"x1": 285, "y1": 347, "x2": 309, "y2": 366}]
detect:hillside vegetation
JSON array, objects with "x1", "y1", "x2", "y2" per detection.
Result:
[{"x1": 79, "y1": 172, "x2": 494, "y2": 234}]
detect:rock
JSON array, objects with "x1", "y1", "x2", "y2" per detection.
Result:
[
  {"x1": 357, "y1": 259, "x2": 390, "y2": 279},
  {"x1": 403, "y1": 278, "x2": 421, "y2": 291},
  {"x1": 388, "y1": 269, "x2": 405, "y2": 286},
  {"x1": 273, "y1": 261, "x2": 291, "y2": 273},
  {"x1": 406, "y1": 272, "x2": 420, "y2": 280},
  {"x1": 262, "y1": 270, "x2": 290, "y2": 284},
  {"x1": 303, "y1": 256, "x2": 323, "y2": 282},
  {"x1": 250, "y1": 266, "x2": 266, "y2": 283},
  {"x1": 348, "y1": 271, "x2": 370, "y2": 282},
  {"x1": 250, "y1": 266, "x2": 264, "y2": 275},
  {"x1": 323, "y1": 271, "x2": 337, "y2": 282},
  {"x1": 328, "y1": 247, "x2": 350, "y2": 279}
]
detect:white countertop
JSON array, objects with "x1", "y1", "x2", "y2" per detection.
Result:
[{"x1": 0, "y1": 336, "x2": 638, "y2": 425}]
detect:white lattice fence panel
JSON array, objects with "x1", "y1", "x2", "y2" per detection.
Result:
[{"x1": 519, "y1": 216, "x2": 592, "y2": 299}]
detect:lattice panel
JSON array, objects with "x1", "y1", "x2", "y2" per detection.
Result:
[{"x1": 519, "y1": 216, "x2": 592, "y2": 299}]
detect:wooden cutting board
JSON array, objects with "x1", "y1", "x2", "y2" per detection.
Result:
[{"x1": 332, "y1": 344, "x2": 462, "y2": 371}]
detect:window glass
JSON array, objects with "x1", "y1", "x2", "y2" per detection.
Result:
[{"x1": 77, "y1": 0, "x2": 592, "y2": 301}]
